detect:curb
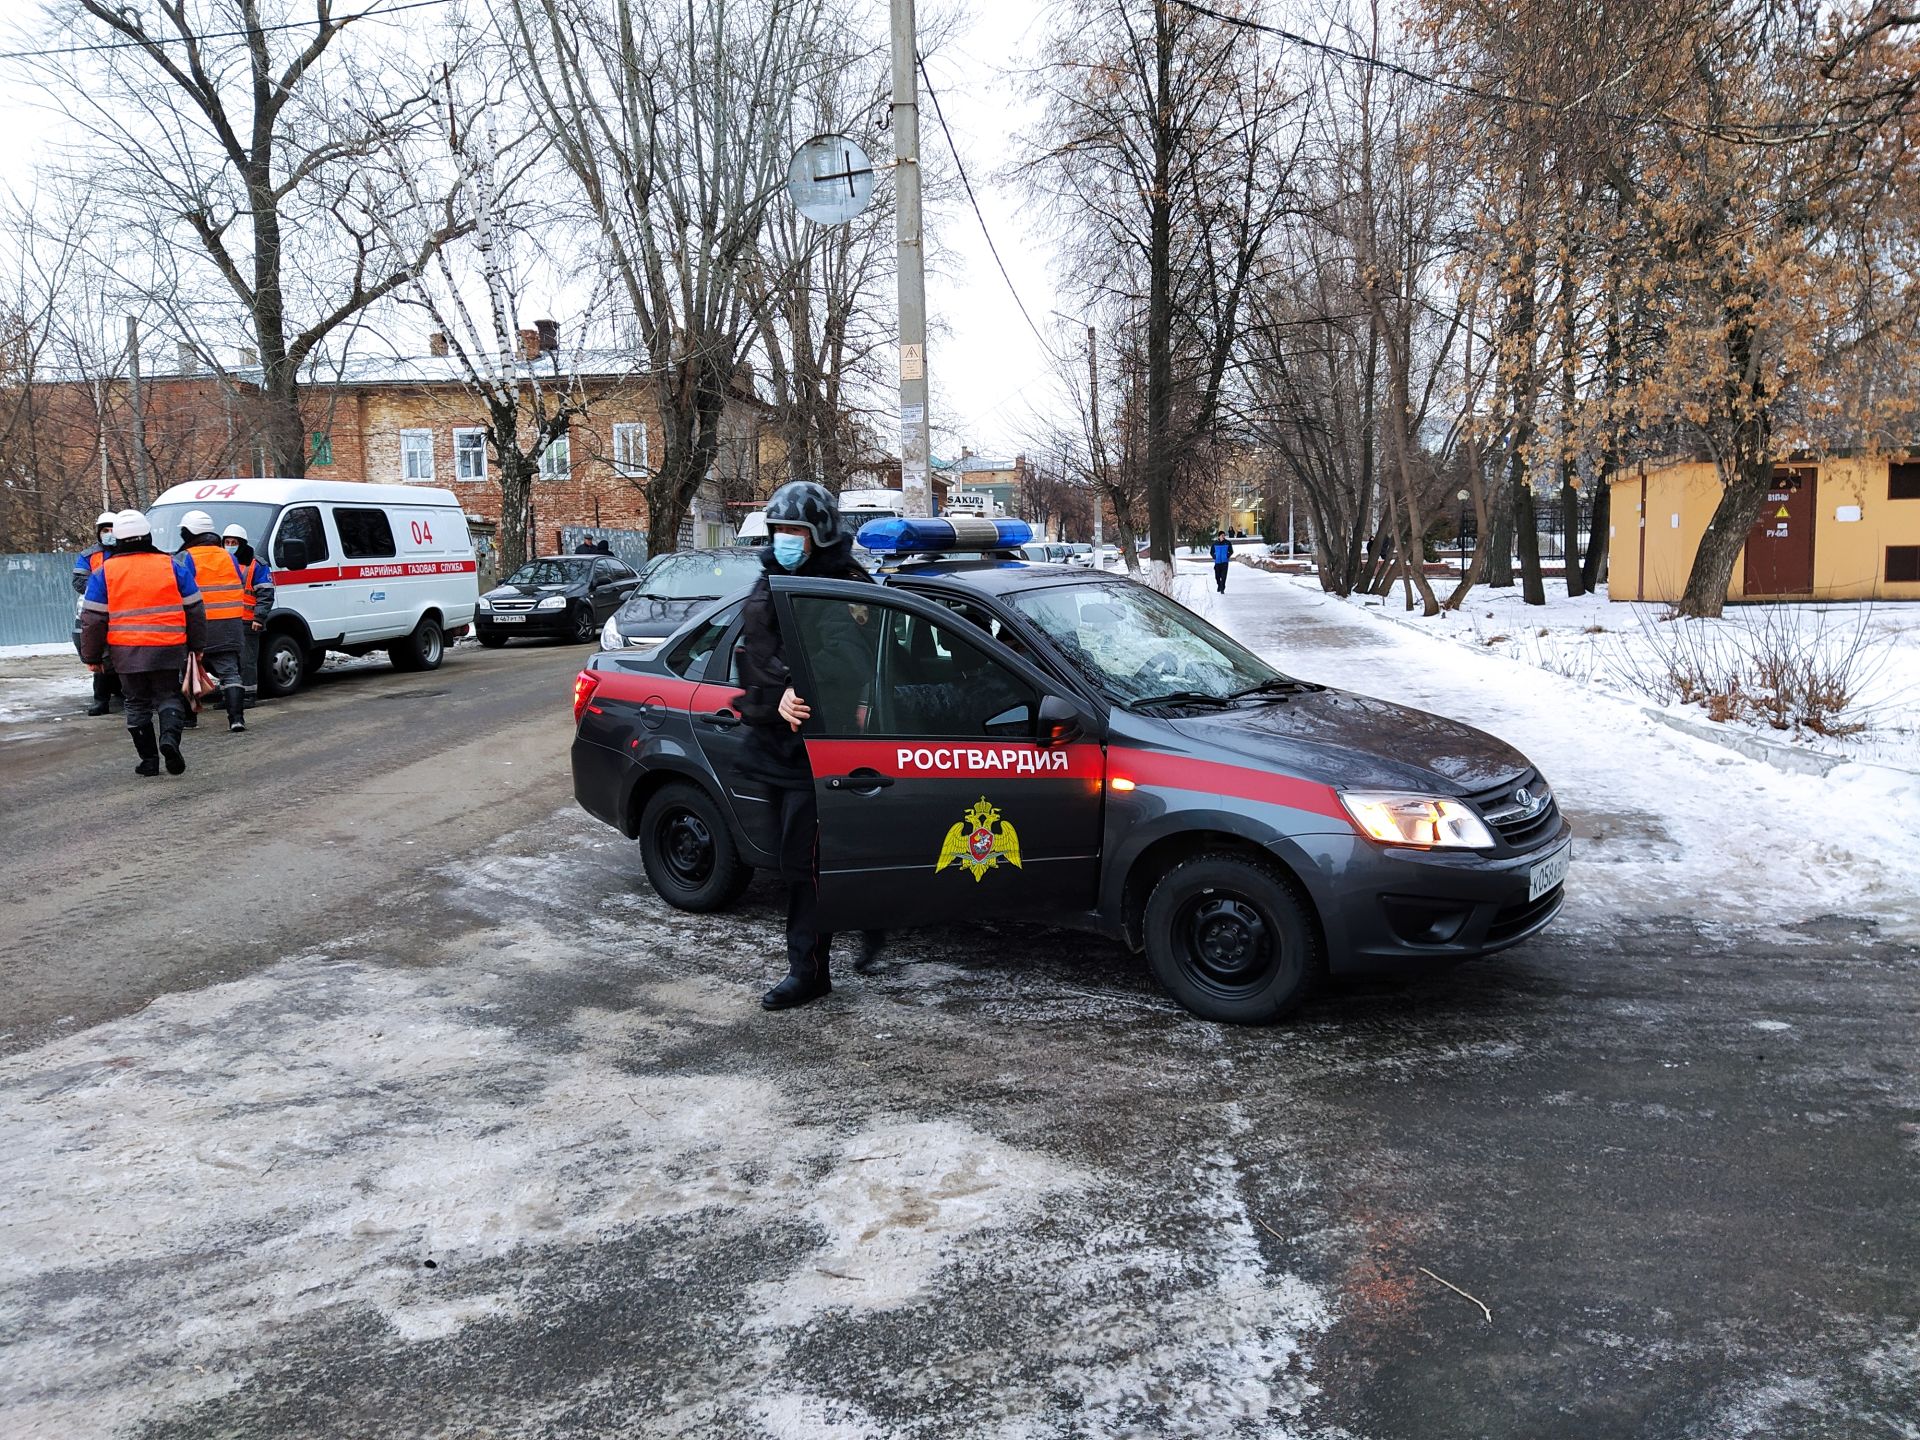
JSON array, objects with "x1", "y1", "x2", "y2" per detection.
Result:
[{"x1": 1640, "y1": 708, "x2": 1847, "y2": 777}]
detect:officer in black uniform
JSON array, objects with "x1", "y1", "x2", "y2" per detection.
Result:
[{"x1": 737, "y1": 481, "x2": 884, "y2": 1010}]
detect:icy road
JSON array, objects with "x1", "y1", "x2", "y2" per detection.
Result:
[{"x1": 1, "y1": 580, "x2": 1915, "y2": 1439}]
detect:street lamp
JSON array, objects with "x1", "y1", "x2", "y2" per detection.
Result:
[{"x1": 1456, "y1": 489, "x2": 1470, "y2": 577}]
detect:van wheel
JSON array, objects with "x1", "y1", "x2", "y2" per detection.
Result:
[
  {"x1": 259, "y1": 632, "x2": 308, "y2": 697},
  {"x1": 639, "y1": 783, "x2": 751, "y2": 912},
  {"x1": 1143, "y1": 853, "x2": 1322, "y2": 1024},
  {"x1": 390, "y1": 616, "x2": 445, "y2": 672}
]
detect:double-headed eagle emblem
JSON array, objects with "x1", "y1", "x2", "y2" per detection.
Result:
[{"x1": 936, "y1": 797, "x2": 1022, "y2": 881}]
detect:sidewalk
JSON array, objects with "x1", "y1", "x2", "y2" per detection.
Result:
[{"x1": 1187, "y1": 560, "x2": 1920, "y2": 939}]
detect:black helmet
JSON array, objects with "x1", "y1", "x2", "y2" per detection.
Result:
[{"x1": 763, "y1": 480, "x2": 841, "y2": 545}]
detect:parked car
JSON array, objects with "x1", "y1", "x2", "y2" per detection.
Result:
[
  {"x1": 476, "y1": 554, "x2": 641, "y2": 646},
  {"x1": 570, "y1": 521, "x2": 1572, "y2": 1025},
  {"x1": 147, "y1": 477, "x2": 478, "y2": 696},
  {"x1": 600, "y1": 548, "x2": 764, "y2": 651}
]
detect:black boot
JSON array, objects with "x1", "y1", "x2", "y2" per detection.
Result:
[
  {"x1": 225, "y1": 689, "x2": 246, "y2": 732},
  {"x1": 761, "y1": 939, "x2": 832, "y2": 1010},
  {"x1": 159, "y1": 725, "x2": 186, "y2": 775},
  {"x1": 87, "y1": 673, "x2": 112, "y2": 717},
  {"x1": 853, "y1": 930, "x2": 890, "y2": 975},
  {"x1": 181, "y1": 706, "x2": 198, "y2": 728},
  {"x1": 130, "y1": 722, "x2": 160, "y2": 777}
]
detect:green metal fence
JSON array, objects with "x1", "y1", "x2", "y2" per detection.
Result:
[{"x1": 0, "y1": 553, "x2": 80, "y2": 649}]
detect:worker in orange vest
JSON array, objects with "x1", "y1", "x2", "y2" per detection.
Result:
[
  {"x1": 223, "y1": 522, "x2": 274, "y2": 712},
  {"x1": 71, "y1": 510, "x2": 122, "y2": 716},
  {"x1": 77, "y1": 510, "x2": 206, "y2": 776},
  {"x1": 176, "y1": 508, "x2": 249, "y2": 732}
]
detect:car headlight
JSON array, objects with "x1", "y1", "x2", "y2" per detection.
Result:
[
  {"x1": 536, "y1": 594, "x2": 567, "y2": 610},
  {"x1": 600, "y1": 616, "x2": 623, "y2": 650},
  {"x1": 1340, "y1": 791, "x2": 1495, "y2": 849},
  {"x1": 477, "y1": 595, "x2": 492, "y2": 611}
]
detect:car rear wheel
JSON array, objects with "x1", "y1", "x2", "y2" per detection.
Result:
[
  {"x1": 639, "y1": 783, "x2": 751, "y2": 911},
  {"x1": 390, "y1": 616, "x2": 445, "y2": 672},
  {"x1": 1143, "y1": 853, "x2": 1321, "y2": 1024}
]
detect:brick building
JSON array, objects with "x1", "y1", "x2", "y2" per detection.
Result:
[{"x1": 23, "y1": 331, "x2": 763, "y2": 555}]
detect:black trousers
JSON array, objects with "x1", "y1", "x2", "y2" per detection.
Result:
[
  {"x1": 120, "y1": 668, "x2": 185, "y2": 738},
  {"x1": 1214, "y1": 561, "x2": 1230, "y2": 592},
  {"x1": 776, "y1": 784, "x2": 831, "y2": 972}
]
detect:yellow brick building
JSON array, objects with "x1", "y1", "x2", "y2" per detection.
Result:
[{"x1": 1607, "y1": 454, "x2": 1920, "y2": 603}]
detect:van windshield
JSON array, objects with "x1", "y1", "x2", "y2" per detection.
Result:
[{"x1": 146, "y1": 501, "x2": 282, "y2": 553}]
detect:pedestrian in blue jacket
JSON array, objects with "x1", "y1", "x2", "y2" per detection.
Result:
[{"x1": 1211, "y1": 532, "x2": 1233, "y2": 593}]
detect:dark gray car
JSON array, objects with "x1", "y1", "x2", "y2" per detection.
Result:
[
  {"x1": 476, "y1": 555, "x2": 639, "y2": 646},
  {"x1": 600, "y1": 548, "x2": 764, "y2": 653}
]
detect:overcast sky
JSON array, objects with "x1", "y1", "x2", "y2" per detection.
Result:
[{"x1": 0, "y1": 0, "x2": 1078, "y2": 464}]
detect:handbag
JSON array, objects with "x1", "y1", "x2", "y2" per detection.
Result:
[{"x1": 181, "y1": 652, "x2": 218, "y2": 711}]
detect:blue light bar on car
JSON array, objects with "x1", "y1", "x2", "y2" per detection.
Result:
[{"x1": 855, "y1": 516, "x2": 1033, "y2": 553}]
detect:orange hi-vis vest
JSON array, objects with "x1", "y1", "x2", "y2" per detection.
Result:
[
  {"x1": 236, "y1": 555, "x2": 263, "y2": 623},
  {"x1": 186, "y1": 543, "x2": 246, "y2": 622},
  {"x1": 87, "y1": 549, "x2": 108, "y2": 573},
  {"x1": 104, "y1": 552, "x2": 189, "y2": 649}
]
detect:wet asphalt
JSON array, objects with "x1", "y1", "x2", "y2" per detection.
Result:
[{"x1": 0, "y1": 578, "x2": 1914, "y2": 1439}]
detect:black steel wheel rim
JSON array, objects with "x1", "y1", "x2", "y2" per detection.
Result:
[
  {"x1": 658, "y1": 808, "x2": 715, "y2": 889},
  {"x1": 1173, "y1": 893, "x2": 1278, "y2": 997}
]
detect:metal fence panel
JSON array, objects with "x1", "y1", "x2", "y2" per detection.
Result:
[
  {"x1": 555, "y1": 527, "x2": 650, "y2": 571},
  {"x1": 0, "y1": 553, "x2": 80, "y2": 648}
]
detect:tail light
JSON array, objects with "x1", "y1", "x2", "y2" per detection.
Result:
[{"x1": 572, "y1": 670, "x2": 602, "y2": 725}]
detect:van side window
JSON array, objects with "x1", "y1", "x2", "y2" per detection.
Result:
[
  {"x1": 336, "y1": 507, "x2": 397, "y2": 559},
  {"x1": 274, "y1": 506, "x2": 329, "y2": 569}
]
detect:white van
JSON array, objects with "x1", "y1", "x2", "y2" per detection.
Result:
[{"x1": 148, "y1": 477, "x2": 478, "y2": 696}]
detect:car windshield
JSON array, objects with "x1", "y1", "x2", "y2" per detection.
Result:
[
  {"x1": 1009, "y1": 578, "x2": 1291, "y2": 707},
  {"x1": 145, "y1": 501, "x2": 282, "y2": 553},
  {"x1": 637, "y1": 551, "x2": 760, "y2": 599},
  {"x1": 507, "y1": 559, "x2": 591, "y2": 586}
]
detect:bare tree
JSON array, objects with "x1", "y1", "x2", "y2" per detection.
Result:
[
  {"x1": 28, "y1": 1, "x2": 473, "y2": 477},
  {"x1": 507, "y1": 0, "x2": 844, "y2": 550}
]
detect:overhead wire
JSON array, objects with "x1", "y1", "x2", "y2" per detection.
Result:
[
  {"x1": 915, "y1": 52, "x2": 1061, "y2": 362},
  {"x1": 0, "y1": 0, "x2": 458, "y2": 64}
]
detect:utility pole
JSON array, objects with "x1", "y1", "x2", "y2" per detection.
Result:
[
  {"x1": 891, "y1": 0, "x2": 931, "y2": 517},
  {"x1": 1084, "y1": 322, "x2": 1103, "y2": 556},
  {"x1": 125, "y1": 316, "x2": 150, "y2": 507}
]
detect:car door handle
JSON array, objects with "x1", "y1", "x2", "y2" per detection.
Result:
[
  {"x1": 823, "y1": 770, "x2": 894, "y2": 793},
  {"x1": 696, "y1": 708, "x2": 741, "y2": 728}
]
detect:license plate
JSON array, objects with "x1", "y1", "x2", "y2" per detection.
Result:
[
  {"x1": 1528, "y1": 840, "x2": 1572, "y2": 901},
  {"x1": 492, "y1": 614, "x2": 525, "y2": 624}
]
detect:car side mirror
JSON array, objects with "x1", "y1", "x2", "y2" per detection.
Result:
[
  {"x1": 280, "y1": 537, "x2": 308, "y2": 571},
  {"x1": 1038, "y1": 694, "x2": 1084, "y2": 748}
]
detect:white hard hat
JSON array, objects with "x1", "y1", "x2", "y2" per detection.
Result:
[
  {"x1": 222, "y1": 522, "x2": 249, "y2": 542},
  {"x1": 95, "y1": 510, "x2": 116, "y2": 528},
  {"x1": 112, "y1": 509, "x2": 152, "y2": 541},
  {"x1": 181, "y1": 509, "x2": 215, "y2": 534}
]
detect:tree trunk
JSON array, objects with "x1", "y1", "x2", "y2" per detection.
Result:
[
  {"x1": 1581, "y1": 479, "x2": 1611, "y2": 593},
  {"x1": 497, "y1": 453, "x2": 536, "y2": 576},
  {"x1": 1561, "y1": 483, "x2": 1585, "y2": 597},
  {"x1": 1141, "y1": 3, "x2": 1177, "y2": 593},
  {"x1": 1680, "y1": 447, "x2": 1772, "y2": 618}
]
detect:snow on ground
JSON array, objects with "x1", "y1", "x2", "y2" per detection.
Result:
[
  {"x1": 0, "y1": 669, "x2": 90, "y2": 726},
  {"x1": 1273, "y1": 569, "x2": 1920, "y2": 771},
  {"x1": 1179, "y1": 562, "x2": 1920, "y2": 940},
  {"x1": 0, "y1": 642, "x2": 78, "y2": 660}
]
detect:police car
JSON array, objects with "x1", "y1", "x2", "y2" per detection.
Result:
[{"x1": 570, "y1": 518, "x2": 1572, "y2": 1023}]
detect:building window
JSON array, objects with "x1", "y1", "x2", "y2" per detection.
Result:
[
  {"x1": 1888, "y1": 546, "x2": 1920, "y2": 583},
  {"x1": 454, "y1": 427, "x2": 487, "y2": 482},
  {"x1": 538, "y1": 432, "x2": 570, "y2": 479},
  {"x1": 1890, "y1": 462, "x2": 1920, "y2": 500},
  {"x1": 310, "y1": 431, "x2": 333, "y2": 467},
  {"x1": 613, "y1": 422, "x2": 649, "y2": 476},
  {"x1": 400, "y1": 429, "x2": 434, "y2": 482}
]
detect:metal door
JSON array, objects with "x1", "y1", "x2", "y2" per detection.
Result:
[
  {"x1": 1744, "y1": 468, "x2": 1816, "y2": 595},
  {"x1": 769, "y1": 577, "x2": 1106, "y2": 934}
]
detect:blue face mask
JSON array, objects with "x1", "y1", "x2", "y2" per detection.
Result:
[{"x1": 772, "y1": 533, "x2": 807, "y2": 570}]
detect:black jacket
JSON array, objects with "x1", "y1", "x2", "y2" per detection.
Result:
[{"x1": 737, "y1": 533, "x2": 871, "y2": 785}]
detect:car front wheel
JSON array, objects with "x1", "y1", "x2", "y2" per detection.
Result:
[
  {"x1": 1143, "y1": 853, "x2": 1322, "y2": 1024},
  {"x1": 639, "y1": 783, "x2": 751, "y2": 911}
]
